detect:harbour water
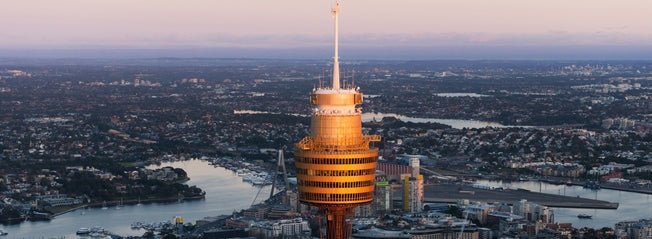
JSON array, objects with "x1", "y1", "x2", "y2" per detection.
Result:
[
  {"x1": 2, "y1": 163, "x2": 650, "y2": 237},
  {"x1": 234, "y1": 109, "x2": 523, "y2": 129},
  {"x1": 475, "y1": 180, "x2": 652, "y2": 228},
  {"x1": 434, "y1": 93, "x2": 489, "y2": 97},
  {"x1": 0, "y1": 160, "x2": 271, "y2": 238},
  {"x1": 361, "y1": 112, "x2": 514, "y2": 129}
]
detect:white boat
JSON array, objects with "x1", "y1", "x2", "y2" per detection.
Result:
[
  {"x1": 0, "y1": 229, "x2": 8, "y2": 236},
  {"x1": 242, "y1": 175, "x2": 254, "y2": 182},
  {"x1": 76, "y1": 228, "x2": 91, "y2": 235},
  {"x1": 236, "y1": 169, "x2": 250, "y2": 176},
  {"x1": 131, "y1": 222, "x2": 143, "y2": 229},
  {"x1": 115, "y1": 198, "x2": 123, "y2": 210},
  {"x1": 90, "y1": 226, "x2": 105, "y2": 233},
  {"x1": 252, "y1": 178, "x2": 272, "y2": 185}
]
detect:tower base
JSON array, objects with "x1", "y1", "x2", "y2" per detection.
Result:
[{"x1": 324, "y1": 207, "x2": 353, "y2": 239}]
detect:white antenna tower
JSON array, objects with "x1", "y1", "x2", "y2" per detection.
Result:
[{"x1": 331, "y1": 0, "x2": 341, "y2": 90}]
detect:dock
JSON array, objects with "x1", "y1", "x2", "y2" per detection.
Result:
[{"x1": 404, "y1": 183, "x2": 619, "y2": 209}]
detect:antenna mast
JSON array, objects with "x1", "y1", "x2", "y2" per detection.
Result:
[{"x1": 331, "y1": 0, "x2": 341, "y2": 90}]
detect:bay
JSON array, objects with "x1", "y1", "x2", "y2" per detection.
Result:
[
  {"x1": 475, "y1": 180, "x2": 652, "y2": 228},
  {"x1": 360, "y1": 112, "x2": 521, "y2": 129},
  {"x1": 0, "y1": 160, "x2": 270, "y2": 238}
]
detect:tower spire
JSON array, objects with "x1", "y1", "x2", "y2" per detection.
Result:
[{"x1": 331, "y1": 0, "x2": 341, "y2": 90}]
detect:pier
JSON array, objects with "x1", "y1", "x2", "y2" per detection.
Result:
[{"x1": 406, "y1": 183, "x2": 619, "y2": 209}]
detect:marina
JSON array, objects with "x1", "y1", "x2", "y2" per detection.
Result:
[
  {"x1": 75, "y1": 226, "x2": 112, "y2": 238},
  {"x1": 208, "y1": 157, "x2": 275, "y2": 186}
]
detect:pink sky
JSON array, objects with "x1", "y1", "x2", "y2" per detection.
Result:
[{"x1": 2, "y1": 0, "x2": 652, "y2": 48}]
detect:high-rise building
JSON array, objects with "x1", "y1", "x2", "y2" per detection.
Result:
[
  {"x1": 402, "y1": 158, "x2": 424, "y2": 213},
  {"x1": 373, "y1": 175, "x2": 392, "y2": 214},
  {"x1": 294, "y1": 1, "x2": 381, "y2": 238},
  {"x1": 513, "y1": 199, "x2": 554, "y2": 223}
]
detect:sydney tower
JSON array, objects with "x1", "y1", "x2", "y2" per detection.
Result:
[{"x1": 295, "y1": 1, "x2": 380, "y2": 238}]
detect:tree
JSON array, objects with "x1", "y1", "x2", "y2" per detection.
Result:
[
  {"x1": 162, "y1": 234, "x2": 178, "y2": 239},
  {"x1": 0, "y1": 206, "x2": 23, "y2": 222},
  {"x1": 446, "y1": 205, "x2": 464, "y2": 218},
  {"x1": 172, "y1": 168, "x2": 188, "y2": 179}
]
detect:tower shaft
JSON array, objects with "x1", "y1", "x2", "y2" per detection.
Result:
[{"x1": 325, "y1": 207, "x2": 351, "y2": 239}]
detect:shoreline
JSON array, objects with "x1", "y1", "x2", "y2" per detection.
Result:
[
  {"x1": 535, "y1": 179, "x2": 652, "y2": 195},
  {"x1": 420, "y1": 183, "x2": 619, "y2": 210},
  {"x1": 429, "y1": 168, "x2": 652, "y2": 196},
  {"x1": 594, "y1": 184, "x2": 652, "y2": 195},
  {"x1": 48, "y1": 195, "x2": 206, "y2": 218}
]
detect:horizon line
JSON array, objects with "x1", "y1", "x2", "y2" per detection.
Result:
[{"x1": 2, "y1": 46, "x2": 652, "y2": 61}]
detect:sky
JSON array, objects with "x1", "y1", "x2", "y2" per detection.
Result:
[{"x1": 2, "y1": 0, "x2": 652, "y2": 59}]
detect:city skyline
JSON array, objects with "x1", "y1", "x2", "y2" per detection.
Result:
[{"x1": 2, "y1": 0, "x2": 652, "y2": 59}]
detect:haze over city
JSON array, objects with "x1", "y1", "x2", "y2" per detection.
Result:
[
  {"x1": 2, "y1": 0, "x2": 652, "y2": 59},
  {"x1": 1, "y1": 1, "x2": 652, "y2": 238}
]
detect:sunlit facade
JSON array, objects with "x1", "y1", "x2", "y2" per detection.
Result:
[{"x1": 294, "y1": 1, "x2": 380, "y2": 238}]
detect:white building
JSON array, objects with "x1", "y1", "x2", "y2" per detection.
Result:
[
  {"x1": 513, "y1": 199, "x2": 554, "y2": 223},
  {"x1": 464, "y1": 203, "x2": 496, "y2": 224},
  {"x1": 258, "y1": 218, "x2": 311, "y2": 238},
  {"x1": 616, "y1": 219, "x2": 652, "y2": 239},
  {"x1": 36, "y1": 194, "x2": 83, "y2": 207}
]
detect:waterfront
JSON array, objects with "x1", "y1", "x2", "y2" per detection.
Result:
[
  {"x1": 234, "y1": 109, "x2": 524, "y2": 129},
  {"x1": 434, "y1": 93, "x2": 489, "y2": 97},
  {"x1": 422, "y1": 183, "x2": 618, "y2": 209},
  {"x1": 0, "y1": 160, "x2": 271, "y2": 238},
  {"x1": 0, "y1": 159, "x2": 648, "y2": 237},
  {"x1": 476, "y1": 180, "x2": 652, "y2": 228},
  {"x1": 361, "y1": 112, "x2": 514, "y2": 129}
]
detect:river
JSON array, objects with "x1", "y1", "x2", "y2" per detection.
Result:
[
  {"x1": 234, "y1": 110, "x2": 526, "y2": 129},
  {"x1": 475, "y1": 180, "x2": 652, "y2": 228},
  {"x1": 0, "y1": 160, "x2": 271, "y2": 238},
  {"x1": 434, "y1": 93, "x2": 489, "y2": 97},
  {"x1": 360, "y1": 113, "x2": 523, "y2": 129}
]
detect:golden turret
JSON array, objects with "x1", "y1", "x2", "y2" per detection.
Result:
[{"x1": 296, "y1": 88, "x2": 381, "y2": 203}]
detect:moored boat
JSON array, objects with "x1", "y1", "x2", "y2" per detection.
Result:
[{"x1": 76, "y1": 228, "x2": 91, "y2": 235}]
